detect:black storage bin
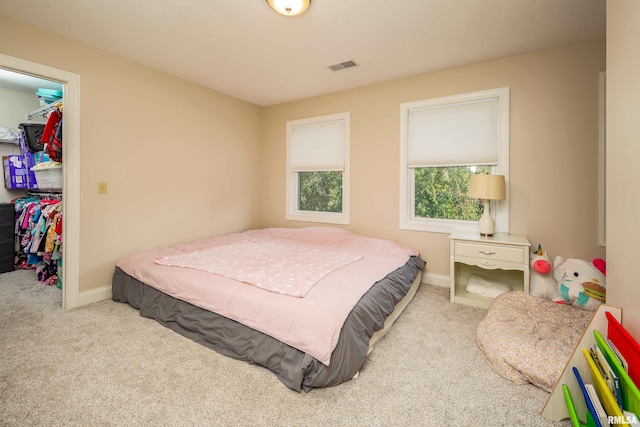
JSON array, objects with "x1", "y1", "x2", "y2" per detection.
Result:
[
  {"x1": 0, "y1": 238, "x2": 13, "y2": 257},
  {"x1": 0, "y1": 255, "x2": 13, "y2": 273},
  {"x1": 0, "y1": 203, "x2": 13, "y2": 222},
  {"x1": 0, "y1": 222, "x2": 13, "y2": 237},
  {"x1": 0, "y1": 203, "x2": 14, "y2": 273},
  {"x1": 19, "y1": 123, "x2": 45, "y2": 152}
]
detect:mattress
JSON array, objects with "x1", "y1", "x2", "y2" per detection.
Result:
[{"x1": 112, "y1": 227, "x2": 425, "y2": 391}]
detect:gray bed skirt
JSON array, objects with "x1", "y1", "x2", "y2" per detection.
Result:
[{"x1": 111, "y1": 256, "x2": 425, "y2": 392}]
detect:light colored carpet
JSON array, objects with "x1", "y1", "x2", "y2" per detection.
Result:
[{"x1": 0, "y1": 270, "x2": 571, "y2": 426}]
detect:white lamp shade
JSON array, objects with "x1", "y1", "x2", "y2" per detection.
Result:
[{"x1": 467, "y1": 174, "x2": 506, "y2": 200}]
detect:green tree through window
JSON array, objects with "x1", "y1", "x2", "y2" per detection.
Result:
[
  {"x1": 414, "y1": 166, "x2": 491, "y2": 220},
  {"x1": 298, "y1": 171, "x2": 343, "y2": 213}
]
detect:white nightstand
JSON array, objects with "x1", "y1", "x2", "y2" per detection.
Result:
[{"x1": 449, "y1": 232, "x2": 531, "y2": 309}]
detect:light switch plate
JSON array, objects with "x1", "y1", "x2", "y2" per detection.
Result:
[{"x1": 98, "y1": 182, "x2": 107, "y2": 194}]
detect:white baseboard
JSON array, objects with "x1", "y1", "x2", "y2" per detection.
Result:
[
  {"x1": 421, "y1": 272, "x2": 450, "y2": 288},
  {"x1": 76, "y1": 285, "x2": 112, "y2": 307}
]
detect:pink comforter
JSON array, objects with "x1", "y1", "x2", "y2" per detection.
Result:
[
  {"x1": 116, "y1": 227, "x2": 419, "y2": 366},
  {"x1": 154, "y1": 240, "x2": 363, "y2": 298}
]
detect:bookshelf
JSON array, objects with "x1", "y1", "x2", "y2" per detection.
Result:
[{"x1": 542, "y1": 304, "x2": 640, "y2": 425}]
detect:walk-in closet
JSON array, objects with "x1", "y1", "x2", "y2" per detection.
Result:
[{"x1": 0, "y1": 68, "x2": 64, "y2": 296}]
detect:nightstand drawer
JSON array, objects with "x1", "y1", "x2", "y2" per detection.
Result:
[{"x1": 454, "y1": 241, "x2": 524, "y2": 264}]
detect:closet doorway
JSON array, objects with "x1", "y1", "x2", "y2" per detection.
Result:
[{"x1": 0, "y1": 53, "x2": 80, "y2": 309}]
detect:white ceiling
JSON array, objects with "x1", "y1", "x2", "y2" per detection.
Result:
[
  {"x1": 0, "y1": 0, "x2": 606, "y2": 106},
  {"x1": 0, "y1": 69, "x2": 63, "y2": 94}
]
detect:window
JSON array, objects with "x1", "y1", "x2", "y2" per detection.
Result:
[
  {"x1": 286, "y1": 112, "x2": 350, "y2": 224},
  {"x1": 400, "y1": 88, "x2": 509, "y2": 233}
]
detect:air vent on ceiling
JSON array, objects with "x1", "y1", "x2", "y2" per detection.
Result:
[{"x1": 329, "y1": 60, "x2": 357, "y2": 71}]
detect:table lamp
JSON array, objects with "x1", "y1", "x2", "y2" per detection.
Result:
[{"x1": 467, "y1": 174, "x2": 506, "y2": 236}]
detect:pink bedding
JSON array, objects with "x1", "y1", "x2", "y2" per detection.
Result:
[
  {"x1": 154, "y1": 240, "x2": 363, "y2": 298},
  {"x1": 116, "y1": 227, "x2": 419, "y2": 366}
]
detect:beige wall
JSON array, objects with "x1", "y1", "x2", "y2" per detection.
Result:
[
  {"x1": 0, "y1": 15, "x2": 263, "y2": 293},
  {"x1": 262, "y1": 39, "x2": 606, "y2": 279},
  {"x1": 0, "y1": 14, "x2": 619, "y2": 319},
  {"x1": 606, "y1": 1, "x2": 640, "y2": 336}
]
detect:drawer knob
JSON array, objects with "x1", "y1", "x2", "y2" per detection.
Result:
[
  {"x1": 479, "y1": 250, "x2": 496, "y2": 255},
  {"x1": 479, "y1": 261, "x2": 497, "y2": 267}
]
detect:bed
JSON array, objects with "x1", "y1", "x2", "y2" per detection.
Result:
[{"x1": 112, "y1": 227, "x2": 425, "y2": 392}]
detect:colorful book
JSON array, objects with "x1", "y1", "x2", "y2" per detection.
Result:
[
  {"x1": 586, "y1": 383, "x2": 609, "y2": 426},
  {"x1": 608, "y1": 338, "x2": 629, "y2": 373},
  {"x1": 594, "y1": 342, "x2": 623, "y2": 408},
  {"x1": 594, "y1": 329, "x2": 640, "y2": 416},
  {"x1": 574, "y1": 367, "x2": 604, "y2": 427},
  {"x1": 590, "y1": 345, "x2": 611, "y2": 390},
  {"x1": 583, "y1": 347, "x2": 625, "y2": 419}
]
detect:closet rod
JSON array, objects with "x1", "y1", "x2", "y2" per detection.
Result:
[
  {"x1": 26, "y1": 190, "x2": 63, "y2": 201},
  {"x1": 27, "y1": 99, "x2": 63, "y2": 121}
]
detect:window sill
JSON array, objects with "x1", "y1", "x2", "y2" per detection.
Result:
[
  {"x1": 400, "y1": 218, "x2": 503, "y2": 234},
  {"x1": 286, "y1": 211, "x2": 349, "y2": 225}
]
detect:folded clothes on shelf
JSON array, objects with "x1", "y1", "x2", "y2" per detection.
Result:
[{"x1": 466, "y1": 274, "x2": 511, "y2": 298}]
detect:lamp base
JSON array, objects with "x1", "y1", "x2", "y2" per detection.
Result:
[{"x1": 477, "y1": 199, "x2": 495, "y2": 237}]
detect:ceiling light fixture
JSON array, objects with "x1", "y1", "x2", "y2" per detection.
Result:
[{"x1": 266, "y1": 0, "x2": 311, "y2": 17}]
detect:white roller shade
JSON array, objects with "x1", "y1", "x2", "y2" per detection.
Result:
[
  {"x1": 290, "y1": 119, "x2": 345, "y2": 171},
  {"x1": 408, "y1": 98, "x2": 499, "y2": 167}
]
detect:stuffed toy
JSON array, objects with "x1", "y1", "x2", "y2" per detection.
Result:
[
  {"x1": 529, "y1": 244, "x2": 563, "y2": 302},
  {"x1": 552, "y1": 256, "x2": 606, "y2": 311}
]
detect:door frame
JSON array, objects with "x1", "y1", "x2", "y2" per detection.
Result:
[{"x1": 0, "y1": 53, "x2": 80, "y2": 309}]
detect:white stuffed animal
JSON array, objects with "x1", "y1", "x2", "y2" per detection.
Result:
[
  {"x1": 529, "y1": 245, "x2": 563, "y2": 302},
  {"x1": 552, "y1": 256, "x2": 606, "y2": 311}
]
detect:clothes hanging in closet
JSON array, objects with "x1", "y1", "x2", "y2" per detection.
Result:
[
  {"x1": 42, "y1": 106, "x2": 62, "y2": 162},
  {"x1": 13, "y1": 197, "x2": 63, "y2": 287}
]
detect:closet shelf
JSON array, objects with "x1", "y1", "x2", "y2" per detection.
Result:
[{"x1": 27, "y1": 98, "x2": 63, "y2": 121}]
